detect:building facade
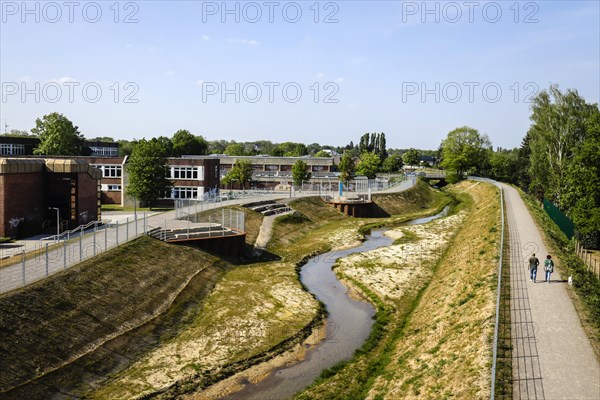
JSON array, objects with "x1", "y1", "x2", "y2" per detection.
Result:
[
  {"x1": 0, "y1": 136, "x2": 119, "y2": 157},
  {"x1": 88, "y1": 156, "x2": 220, "y2": 206},
  {"x1": 218, "y1": 155, "x2": 334, "y2": 177},
  {"x1": 0, "y1": 158, "x2": 101, "y2": 238}
]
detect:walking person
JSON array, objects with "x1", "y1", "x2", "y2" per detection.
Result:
[
  {"x1": 544, "y1": 254, "x2": 554, "y2": 283},
  {"x1": 528, "y1": 253, "x2": 540, "y2": 282}
]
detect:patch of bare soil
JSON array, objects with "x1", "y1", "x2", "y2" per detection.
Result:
[
  {"x1": 335, "y1": 212, "x2": 466, "y2": 302},
  {"x1": 189, "y1": 323, "x2": 328, "y2": 399}
]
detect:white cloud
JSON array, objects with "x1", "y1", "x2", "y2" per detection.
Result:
[
  {"x1": 315, "y1": 72, "x2": 325, "y2": 79},
  {"x1": 228, "y1": 38, "x2": 260, "y2": 46},
  {"x1": 335, "y1": 77, "x2": 344, "y2": 83},
  {"x1": 164, "y1": 70, "x2": 175, "y2": 76},
  {"x1": 52, "y1": 76, "x2": 76, "y2": 83},
  {"x1": 201, "y1": 35, "x2": 210, "y2": 41}
]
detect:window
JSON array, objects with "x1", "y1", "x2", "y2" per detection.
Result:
[
  {"x1": 92, "y1": 164, "x2": 122, "y2": 178},
  {"x1": 101, "y1": 184, "x2": 122, "y2": 191},
  {"x1": 0, "y1": 143, "x2": 25, "y2": 155},
  {"x1": 90, "y1": 147, "x2": 118, "y2": 157},
  {"x1": 170, "y1": 187, "x2": 199, "y2": 199},
  {"x1": 170, "y1": 166, "x2": 203, "y2": 180}
]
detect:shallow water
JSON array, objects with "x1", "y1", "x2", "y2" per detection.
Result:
[{"x1": 222, "y1": 206, "x2": 451, "y2": 399}]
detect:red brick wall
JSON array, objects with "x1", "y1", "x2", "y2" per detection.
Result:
[
  {"x1": 77, "y1": 172, "x2": 99, "y2": 225},
  {"x1": 0, "y1": 172, "x2": 47, "y2": 237},
  {"x1": 101, "y1": 191, "x2": 121, "y2": 204}
]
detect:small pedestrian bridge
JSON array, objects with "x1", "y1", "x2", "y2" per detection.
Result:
[{"x1": 322, "y1": 194, "x2": 373, "y2": 218}]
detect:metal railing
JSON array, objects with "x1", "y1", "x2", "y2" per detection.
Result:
[
  {"x1": 0, "y1": 213, "x2": 149, "y2": 295},
  {"x1": 40, "y1": 219, "x2": 110, "y2": 242}
]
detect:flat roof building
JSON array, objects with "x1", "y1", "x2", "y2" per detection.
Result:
[{"x1": 0, "y1": 157, "x2": 101, "y2": 238}]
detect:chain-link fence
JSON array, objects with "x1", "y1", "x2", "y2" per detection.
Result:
[{"x1": 0, "y1": 214, "x2": 148, "y2": 295}]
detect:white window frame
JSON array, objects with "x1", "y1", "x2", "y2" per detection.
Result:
[
  {"x1": 90, "y1": 147, "x2": 118, "y2": 157},
  {"x1": 92, "y1": 164, "x2": 122, "y2": 178},
  {"x1": 0, "y1": 143, "x2": 25, "y2": 155},
  {"x1": 169, "y1": 166, "x2": 204, "y2": 180},
  {"x1": 169, "y1": 186, "x2": 201, "y2": 199}
]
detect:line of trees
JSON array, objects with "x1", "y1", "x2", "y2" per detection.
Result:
[{"x1": 439, "y1": 85, "x2": 599, "y2": 247}]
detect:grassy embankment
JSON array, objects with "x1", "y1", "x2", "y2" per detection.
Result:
[
  {"x1": 0, "y1": 236, "x2": 226, "y2": 400},
  {"x1": 518, "y1": 188, "x2": 600, "y2": 358},
  {"x1": 297, "y1": 180, "x2": 501, "y2": 399},
  {"x1": 187, "y1": 181, "x2": 454, "y2": 398},
  {"x1": 112, "y1": 180, "x2": 451, "y2": 399},
  {"x1": 1, "y1": 180, "x2": 452, "y2": 400}
]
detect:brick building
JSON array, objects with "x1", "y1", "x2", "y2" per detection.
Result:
[
  {"x1": 0, "y1": 136, "x2": 119, "y2": 157},
  {"x1": 0, "y1": 158, "x2": 101, "y2": 238},
  {"x1": 89, "y1": 156, "x2": 221, "y2": 206}
]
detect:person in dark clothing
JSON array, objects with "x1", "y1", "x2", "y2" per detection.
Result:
[{"x1": 528, "y1": 253, "x2": 540, "y2": 282}]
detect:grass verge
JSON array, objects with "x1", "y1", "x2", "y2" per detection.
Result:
[{"x1": 494, "y1": 200, "x2": 512, "y2": 399}]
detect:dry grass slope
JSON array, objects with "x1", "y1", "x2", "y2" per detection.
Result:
[
  {"x1": 370, "y1": 181, "x2": 500, "y2": 399},
  {"x1": 295, "y1": 181, "x2": 500, "y2": 400},
  {"x1": 0, "y1": 236, "x2": 223, "y2": 398}
]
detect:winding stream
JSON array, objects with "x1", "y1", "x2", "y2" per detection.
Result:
[{"x1": 222, "y1": 205, "x2": 451, "y2": 400}]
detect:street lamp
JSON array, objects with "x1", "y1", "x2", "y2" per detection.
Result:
[{"x1": 49, "y1": 207, "x2": 59, "y2": 242}]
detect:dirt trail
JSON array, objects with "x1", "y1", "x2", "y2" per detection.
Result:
[{"x1": 253, "y1": 211, "x2": 293, "y2": 250}]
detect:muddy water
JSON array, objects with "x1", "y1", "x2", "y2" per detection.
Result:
[{"x1": 222, "y1": 206, "x2": 452, "y2": 400}]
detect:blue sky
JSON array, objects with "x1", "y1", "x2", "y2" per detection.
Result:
[{"x1": 1, "y1": 0, "x2": 599, "y2": 149}]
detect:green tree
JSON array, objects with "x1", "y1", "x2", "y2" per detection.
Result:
[
  {"x1": 315, "y1": 150, "x2": 330, "y2": 157},
  {"x1": 155, "y1": 136, "x2": 175, "y2": 157},
  {"x1": 126, "y1": 139, "x2": 171, "y2": 209},
  {"x1": 32, "y1": 112, "x2": 85, "y2": 155},
  {"x1": 516, "y1": 133, "x2": 532, "y2": 190},
  {"x1": 381, "y1": 153, "x2": 403, "y2": 173},
  {"x1": 358, "y1": 133, "x2": 370, "y2": 153},
  {"x1": 338, "y1": 152, "x2": 355, "y2": 184},
  {"x1": 356, "y1": 152, "x2": 381, "y2": 179},
  {"x1": 440, "y1": 126, "x2": 491, "y2": 180},
  {"x1": 89, "y1": 136, "x2": 115, "y2": 142},
  {"x1": 402, "y1": 148, "x2": 420, "y2": 167},
  {"x1": 208, "y1": 140, "x2": 229, "y2": 154},
  {"x1": 307, "y1": 142, "x2": 322, "y2": 155},
  {"x1": 118, "y1": 139, "x2": 136, "y2": 157},
  {"x1": 562, "y1": 109, "x2": 600, "y2": 244},
  {"x1": 377, "y1": 132, "x2": 388, "y2": 160},
  {"x1": 223, "y1": 159, "x2": 253, "y2": 189},
  {"x1": 292, "y1": 160, "x2": 311, "y2": 186},
  {"x1": 528, "y1": 85, "x2": 595, "y2": 206},
  {"x1": 172, "y1": 129, "x2": 208, "y2": 156},
  {"x1": 488, "y1": 148, "x2": 519, "y2": 183},
  {"x1": 2, "y1": 129, "x2": 32, "y2": 137},
  {"x1": 224, "y1": 142, "x2": 247, "y2": 156},
  {"x1": 275, "y1": 142, "x2": 308, "y2": 157}
]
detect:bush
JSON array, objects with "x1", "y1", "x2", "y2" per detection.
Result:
[{"x1": 276, "y1": 211, "x2": 309, "y2": 224}]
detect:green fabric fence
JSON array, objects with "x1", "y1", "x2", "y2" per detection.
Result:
[{"x1": 543, "y1": 198, "x2": 575, "y2": 239}]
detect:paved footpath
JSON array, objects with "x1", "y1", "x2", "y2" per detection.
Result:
[{"x1": 502, "y1": 183, "x2": 600, "y2": 400}]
